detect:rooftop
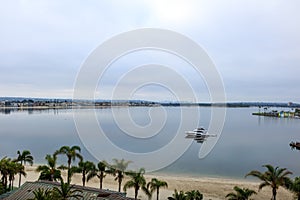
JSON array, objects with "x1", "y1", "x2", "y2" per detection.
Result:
[{"x1": 1, "y1": 181, "x2": 136, "y2": 200}]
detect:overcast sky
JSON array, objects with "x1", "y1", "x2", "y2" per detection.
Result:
[{"x1": 0, "y1": 0, "x2": 300, "y2": 102}]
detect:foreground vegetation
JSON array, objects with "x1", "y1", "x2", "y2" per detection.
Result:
[
  {"x1": 1, "y1": 143, "x2": 300, "y2": 199},
  {"x1": 0, "y1": 145, "x2": 170, "y2": 200},
  {"x1": 27, "y1": 179, "x2": 83, "y2": 200}
]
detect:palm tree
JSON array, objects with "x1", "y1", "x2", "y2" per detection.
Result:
[
  {"x1": 0, "y1": 157, "x2": 10, "y2": 191},
  {"x1": 123, "y1": 168, "x2": 149, "y2": 200},
  {"x1": 52, "y1": 179, "x2": 83, "y2": 200},
  {"x1": 16, "y1": 150, "x2": 33, "y2": 187},
  {"x1": 108, "y1": 158, "x2": 132, "y2": 192},
  {"x1": 168, "y1": 189, "x2": 187, "y2": 200},
  {"x1": 0, "y1": 157, "x2": 26, "y2": 191},
  {"x1": 147, "y1": 178, "x2": 168, "y2": 200},
  {"x1": 87, "y1": 161, "x2": 107, "y2": 189},
  {"x1": 288, "y1": 177, "x2": 300, "y2": 200},
  {"x1": 29, "y1": 188, "x2": 53, "y2": 200},
  {"x1": 72, "y1": 160, "x2": 95, "y2": 187},
  {"x1": 225, "y1": 186, "x2": 256, "y2": 200},
  {"x1": 7, "y1": 161, "x2": 25, "y2": 190},
  {"x1": 185, "y1": 190, "x2": 203, "y2": 200},
  {"x1": 246, "y1": 164, "x2": 292, "y2": 200},
  {"x1": 54, "y1": 145, "x2": 83, "y2": 184},
  {"x1": 36, "y1": 154, "x2": 62, "y2": 181}
]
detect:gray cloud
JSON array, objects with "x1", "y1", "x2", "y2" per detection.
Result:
[{"x1": 0, "y1": 0, "x2": 299, "y2": 102}]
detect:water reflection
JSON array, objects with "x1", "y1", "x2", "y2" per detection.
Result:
[{"x1": 0, "y1": 108, "x2": 63, "y2": 115}]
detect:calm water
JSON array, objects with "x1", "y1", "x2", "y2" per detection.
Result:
[{"x1": 0, "y1": 107, "x2": 299, "y2": 179}]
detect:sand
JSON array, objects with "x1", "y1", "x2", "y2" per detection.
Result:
[{"x1": 18, "y1": 165, "x2": 294, "y2": 200}]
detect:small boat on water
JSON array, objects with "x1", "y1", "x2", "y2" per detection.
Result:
[
  {"x1": 186, "y1": 127, "x2": 206, "y2": 135},
  {"x1": 290, "y1": 141, "x2": 300, "y2": 150},
  {"x1": 185, "y1": 127, "x2": 217, "y2": 143}
]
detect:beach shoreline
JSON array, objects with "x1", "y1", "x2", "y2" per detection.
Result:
[{"x1": 17, "y1": 165, "x2": 294, "y2": 200}]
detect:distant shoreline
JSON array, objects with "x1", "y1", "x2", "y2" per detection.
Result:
[
  {"x1": 1, "y1": 97, "x2": 300, "y2": 113},
  {"x1": 0, "y1": 103, "x2": 299, "y2": 110}
]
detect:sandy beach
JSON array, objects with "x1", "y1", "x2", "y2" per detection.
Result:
[{"x1": 17, "y1": 165, "x2": 294, "y2": 200}]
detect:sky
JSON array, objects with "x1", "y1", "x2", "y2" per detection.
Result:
[{"x1": 0, "y1": 0, "x2": 300, "y2": 102}]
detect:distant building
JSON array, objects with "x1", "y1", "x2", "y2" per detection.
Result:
[{"x1": 4, "y1": 101, "x2": 11, "y2": 107}]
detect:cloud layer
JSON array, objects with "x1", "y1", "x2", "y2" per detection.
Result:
[{"x1": 0, "y1": 0, "x2": 299, "y2": 102}]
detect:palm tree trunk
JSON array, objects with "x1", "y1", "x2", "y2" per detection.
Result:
[
  {"x1": 8, "y1": 176, "x2": 13, "y2": 191},
  {"x1": 11, "y1": 177, "x2": 14, "y2": 190},
  {"x1": 100, "y1": 175, "x2": 103, "y2": 189},
  {"x1": 157, "y1": 188, "x2": 159, "y2": 200},
  {"x1": 118, "y1": 178, "x2": 121, "y2": 192},
  {"x1": 18, "y1": 173, "x2": 21, "y2": 188},
  {"x1": 82, "y1": 173, "x2": 86, "y2": 187},
  {"x1": 3, "y1": 176, "x2": 8, "y2": 191},
  {"x1": 272, "y1": 187, "x2": 277, "y2": 200},
  {"x1": 67, "y1": 158, "x2": 71, "y2": 184},
  {"x1": 18, "y1": 160, "x2": 23, "y2": 187},
  {"x1": 67, "y1": 170, "x2": 71, "y2": 184},
  {"x1": 135, "y1": 188, "x2": 138, "y2": 200}
]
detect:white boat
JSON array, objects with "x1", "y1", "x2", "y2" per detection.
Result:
[
  {"x1": 185, "y1": 127, "x2": 206, "y2": 134},
  {"x1": 185, "y1": 127, "x2": 216, "y2": 143},
  {"x1": 193, "y1": 127, "x2": 206, "y2": 132}
]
